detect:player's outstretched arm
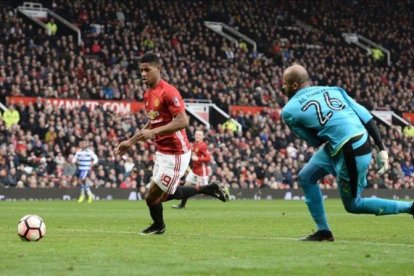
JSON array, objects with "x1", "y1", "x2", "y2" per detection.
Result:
[
  {"x1": 363, "y1": 119, "x2": 385, "y2": 151},
  {"x1": 115, "y1": 140, "x2": 134, "y2": 156},
  {"x1": 136, "y1": 111, "x2": 189, "y2": 141},
  {"x1": 115, "y1": 121, "x2": 150, "y2": 155},
  {"x1": 363, "y1": 118, "x2": 389, "y2": 175}
]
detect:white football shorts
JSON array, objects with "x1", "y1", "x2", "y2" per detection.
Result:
[
  {"x1": 185, "y1": 170, "x2": 209, "y2": 186},
  {"x1": 152, "y1": 150, "x2": 191, "y2": 194}
]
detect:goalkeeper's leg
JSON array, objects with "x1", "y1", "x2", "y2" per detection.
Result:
[{"x1": 339, "y1": 153, "x2": 412, "y2": 215}]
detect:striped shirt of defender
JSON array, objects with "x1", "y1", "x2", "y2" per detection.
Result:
[{"x1": 72, "y1": 142, "x2": 99, "y2": 175}]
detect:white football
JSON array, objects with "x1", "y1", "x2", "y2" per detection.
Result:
[{"x1": 17, "y1": 215, "x2": 46, "y2": 241}]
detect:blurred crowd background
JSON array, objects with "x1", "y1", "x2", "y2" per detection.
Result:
[{"x1": 0, "y1": 0, "x2": 413, "y2": 192}]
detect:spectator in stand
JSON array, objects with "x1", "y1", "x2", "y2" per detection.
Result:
[
  {"x1": 46, "y1": 18, "x2": 58, "y2": 36},
  {"x1": 62, "y1": 154, "x2": 77, "y2": 179},
  {"x1": 403, "y1": 125, "x2": 414, "y2": 138},
  {"x1": 3, "y1": 167, "x2": 18, "y2": 187},
  {"x1": 401, "y1": 160, "x2": 414, "y2": 177},
  {"x1": 2, "y1": 104, "x2": 20, "y2": 129}
]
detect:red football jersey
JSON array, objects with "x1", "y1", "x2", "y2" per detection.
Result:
[
  {"x1": 143, "y1": 80, "x2": 190, "y2": 154},
  {"x1": 191, "y1": 141, "x2": 211, "y2": 176}
]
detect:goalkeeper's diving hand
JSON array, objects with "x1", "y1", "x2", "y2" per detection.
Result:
[{"x1": 376, "y1": 150, "x2": 390, "y2": 176}]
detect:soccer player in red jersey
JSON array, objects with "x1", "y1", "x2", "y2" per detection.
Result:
[
  {"x1": 115, "y1": 53, "x2": 229, "y2": 235},
  {"x1": 172, "y1": 129, "x2": 212, "y2": 209}
]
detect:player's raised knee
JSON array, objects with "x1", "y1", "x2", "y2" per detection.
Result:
[
  {"x1": 297, "y1": 172, "x2": 309, "y2": 189},
  {"x1": 342, "y1": 201, "x2": 359, "y2": 214}
]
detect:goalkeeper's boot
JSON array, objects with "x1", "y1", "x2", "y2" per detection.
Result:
[
  {"x1": 87, "y1": 194, "x2": 94, "y2": 203},
  {"x1": 140, "y1": 223, "x2": 166, "y2": 235},
  {"x1": 201, "y1": 181, "x2": 229, "y2": 202},
  {"x1": 300, "y1": 230, "x2": 334, "y2": 242},
  {"x1": 77, "y1": 194, "x2": 85, "y2": 203}
]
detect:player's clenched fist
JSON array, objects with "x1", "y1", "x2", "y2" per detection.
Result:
[
  {"x1": 136, "y1": 129, "x2": 155, "y2": 141},
  {"x1": 115, "y1": 140, "x2": 133, "y2": 156}
]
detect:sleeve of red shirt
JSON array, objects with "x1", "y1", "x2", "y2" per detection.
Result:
[
  {"x1": 197, "y1": 143, "x2": 211, "y2": 163},
  {"x1": 164, "y1": 86, "x2": 185, "y2": 116}
]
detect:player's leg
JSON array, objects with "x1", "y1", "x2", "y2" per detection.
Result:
[
  {"x1": 177, "y1": 192, "x2": 188, "y2": 208},
  {"x1": 196, "y1": 174, "x2": 230, "y2": 201},
  {"x1": 86, "y1": 187, "x2": 94, "y2": 203},
  {"x1": 77, "y1": 181, "x2": 85, "y2": 203},
  {"x1": 172, "y1": 171, "x2": 197, "y2": 209},
  {"x1": 84, "y1": 171, "x2": 94, "y2": 203},
  {"x1": 177, "y1": 174, "x2": 211, "y2": 208},
  {"x1": 199, "y1": 178, "x2": 229, "y2": 202},
  {"x1": 141, "y1": 153, "x2": 165, "y2": 235},
  {"x1": 184, "y1": 175, "x2": 211, "y2": 207},
  {"x1": 171, "y1": 185, "x2": 190, "y2": 209},
  {"x1": 164, "y1": 153, "x2": 228, "y2": 203},
  {"x1": 140, "y1": 153, "x2": 165, "y2": 235},
  {"x1": 140, "y1": 182, "x2": 166, "y2": 235},
  {"x1": 298, "y1": 145, "x2": 335, "y2": 241},
  {"x1": 142, "y1": 151, "x2": 191, "y2": 235},
  {"x1": 339, "y1": 150, "x2": 413, "y2": 216},
  {"x1": 77, "y1": 170, "x2": 87, "y2": 203},
  {"x1": 166, "y1": 180, "x2": 228, "y2": 203}
]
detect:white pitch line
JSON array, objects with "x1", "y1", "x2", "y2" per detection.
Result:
[{"x1": 55, "y1": 228, "x2": 414, "y2": 248}]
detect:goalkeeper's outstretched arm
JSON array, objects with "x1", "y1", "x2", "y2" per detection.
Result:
[
  {"x1": 364, "y1": 119, "x2": 389, "y2": 175},
  {"x1": 364, "y1": 119, "x2": 385, "y2": 151}
]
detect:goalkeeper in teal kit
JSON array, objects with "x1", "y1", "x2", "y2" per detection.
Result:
[{"x1": 281, "y1": 64, "x2": 414, "y2": 241}]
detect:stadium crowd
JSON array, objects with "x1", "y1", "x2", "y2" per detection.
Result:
[{"x1": 0, "y1": 0, "x2": 413, "y2": 191}]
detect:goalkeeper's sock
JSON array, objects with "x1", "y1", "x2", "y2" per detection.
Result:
[
  {"x1": 301, "y1": 181, "x2": 330, "y2": 231},
  {"x1": 306, "y1": 191, "x2": 330, "y2": 230},
  {"x1": 342, "y1": 196, "x2": 413, "y2": 215}
]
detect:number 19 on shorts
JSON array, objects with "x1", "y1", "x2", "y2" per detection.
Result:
[{"x1": 161, "y1": 174, "x2": 172, "y2": 187}]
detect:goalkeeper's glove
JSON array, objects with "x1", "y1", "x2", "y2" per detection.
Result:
[{"x1": 376, "y1": 150, "x2": 390, "y2": 176}]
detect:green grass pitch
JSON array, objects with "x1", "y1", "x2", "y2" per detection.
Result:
[{"x1": 0, "y1": 199, "x2": 413, "y2": 275}]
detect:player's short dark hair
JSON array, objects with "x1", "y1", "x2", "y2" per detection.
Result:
[{"x1": 139, "y1": 52, "x2": 161, "y2": 65}]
